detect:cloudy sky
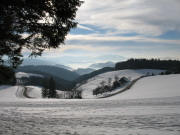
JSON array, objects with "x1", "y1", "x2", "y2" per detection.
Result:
[{"x1": 37, "y1": 0, "x2": 180, "y2": 69}]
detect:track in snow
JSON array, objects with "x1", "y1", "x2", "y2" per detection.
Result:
[{"x1": 15, "y1": 86, "x2": 25, "y2": 98}]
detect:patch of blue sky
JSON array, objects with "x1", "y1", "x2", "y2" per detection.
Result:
[
  {"x1": 80, "y1": 24, "x2": 114, "y2": 34},
  {"x1": 70, "y1": 27, "x2": 94, "y2": 35},
  {"x1": 71, "y1": 23, "x2": 140, "y2": 37},
  {"x1": 113, "y1": 32, "x2": 139, "y2": 37},
  {"x1": 66, "y1": 39, "x2": 136, "y2": 46},
  {"x1": 52, "y1": 56, "x2": 95, "y2": 64},
  {"x1": 157, "y1": 30, "x2": 180, "y2": 40},
  {"x1": 62, "y1": 49, "x2": 91, "y2": 54},
  {"x1": 95, "y1": 55, "x2": 126, "y2": 62}
]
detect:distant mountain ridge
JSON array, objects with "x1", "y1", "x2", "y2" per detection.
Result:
[
  {"x1": 74, "y1": 68, "x2": 95, "y2": 75},
  {"x1": 15, "y1": 71, "x2": 74, "y2": 90},
  {"x1": 55, "y1": 64, "x2": 73, "y2": 71},
  {"x1": 89, "y1": 61, "x2": 115, "y2": 69},
  {"x1": 21, "y1": 58, "x2": 73, "y2": 71},
  {"x1": 16, "y1": 65, "x2": 79, "y2": 81},
  {"x1": 74, "y1": 67, "x2": 115, "y2": 84},
  {"x1": 21, "y1": 59, "x2": 54, "y2": 66}
]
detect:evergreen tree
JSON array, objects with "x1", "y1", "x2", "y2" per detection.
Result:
[
  {"x1": 0, "y1": 65, "x2": 16, "y2": 85},
  {"x1": 41, "y1": 87, "x2": 48, "y2": 98},
  {"x1": 0, "y1": 0, "x2": 83, "y2": 68},
  {"x1": 41, "y1": 78, "x2": 49, "y2": 98},
  {"x1": 115, "y1": 58, "x2": 180, "y2": 72},
  {"x1": 48, "y1": 77, "x2": 57, "y2": 98}
]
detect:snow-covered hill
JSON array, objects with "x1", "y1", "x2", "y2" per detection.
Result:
[
  {"x1": 0, "y1": 70, "x2": 180, "y2": 135},
  {"x1": 1, "y1": 69, "x2": 180, "y2": 101},
  {"x1": 21, "y1": 58, "x2": 73, "y2": 71},
  {"x1": 25, "y1": 86, "x2": 65, "y2": 99},
  {"x1": 16, "y1": 72, "x2": 43, "y2": 79},
  {"x1": 109, "y1": 74, "x2": 180, "y2": 100},
  {"x1": 0, "y1": 85, "x2": 69, "y2": 101},
  {"x1": 0, "y1": 85, "x2": 43, "y2": 101},
  {"x1": 77, "y1": 69, "x2": 164, "y2": 99},
  {"x1": 25, "y1": 86, "x2": 42, "y2": 98},
  {"x1": 0, "y1": 86, "x2": 20, "y2": 101}
]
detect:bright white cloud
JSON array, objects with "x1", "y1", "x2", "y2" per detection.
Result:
[
  {"x1": 77, "y1": 24, "x2": 94, "y2": 31},
  {"x1": 67, "y1": 34, "x2": 180, "y2": 45}
]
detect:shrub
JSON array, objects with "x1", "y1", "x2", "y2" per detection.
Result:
[{"x1": 93, "y1": 76, "x2": 129, "y2": 96}]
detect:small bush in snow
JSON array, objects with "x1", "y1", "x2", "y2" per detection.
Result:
[
  {"x1": 93, "y1": 76, "x2": 129, "y2": 96},
  {"x1": 41, "y1": 77, "x2": 57, "y2": 98}
]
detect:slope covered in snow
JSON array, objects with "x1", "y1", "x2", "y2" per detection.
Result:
[
  {"x1": 0, "y1": 85, "x2": 67, "y2": 101},
  {"x1": 0, "y1": 71, "x2": 180, "y2": 135},
  {"x1": 1, "y1": 69, "x2": 179, "y2": 101},
  {"x1": 0, "y1": 85, "x2": 25, "y2": 101},
  {"x1": 25, "y1": 86, "x2": 42, "y2": 98},
  {"x1": 109, "y1": 74, "x2": 180, "y2": 100},
  {"x1": 25, "y1": 86, "x2": 65, "y2": 99},
  {"x1": 0, "y1": 85, "x2": 44, "y2": 101},
  {"x1": 78, "y1": 69, "x2": 164, "y2": 99},
  {"x1": 16, "y1": 72, "x2": 43, "y2": 78}
]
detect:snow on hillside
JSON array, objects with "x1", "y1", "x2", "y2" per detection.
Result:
[
  {"x1": 25, "y1": 86, "x2": 42, "y2": 98},
  {"x1": 78, "y1": 69, "x2": 164, "y2": 99},
  {"x1": 0, "y1": 85, "x2": 24, "y2": 101},
  {"x1": 0, "y1": 85, "x2": 44, "y2": 101},
  {"x1": 0, "y1": 85, "x2": 42, "y2": 101},
  {"x1": 16, "y1": 72, "x2": 43, "y2": 78},
  {"x1": 1, "y1": 71, "x2": 180, "y2": 135},
  {"x1": 109, "y1": 74, "x2": 180, "y2": 100},
  {"x1": 0, "y1": 85, "x2": 67, "y2": 101},
  {"x1": 25, "y1": 86, "x2": 65, "y2": 99}
]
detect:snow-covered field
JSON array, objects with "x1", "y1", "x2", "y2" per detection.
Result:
[
  {"x1": 0, "y1": 70, "x2": 180, "y2": 135},
  {"x1": 0, "y1": 97, "x2": 180, "y2": 135}
]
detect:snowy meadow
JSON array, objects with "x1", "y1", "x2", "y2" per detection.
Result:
[
  {"x1": 0, "y1": 97, "x2": 180, "y2": 135},
  {"x1": 0, "y1": 72, "x2": 180, "y2": 135}
]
